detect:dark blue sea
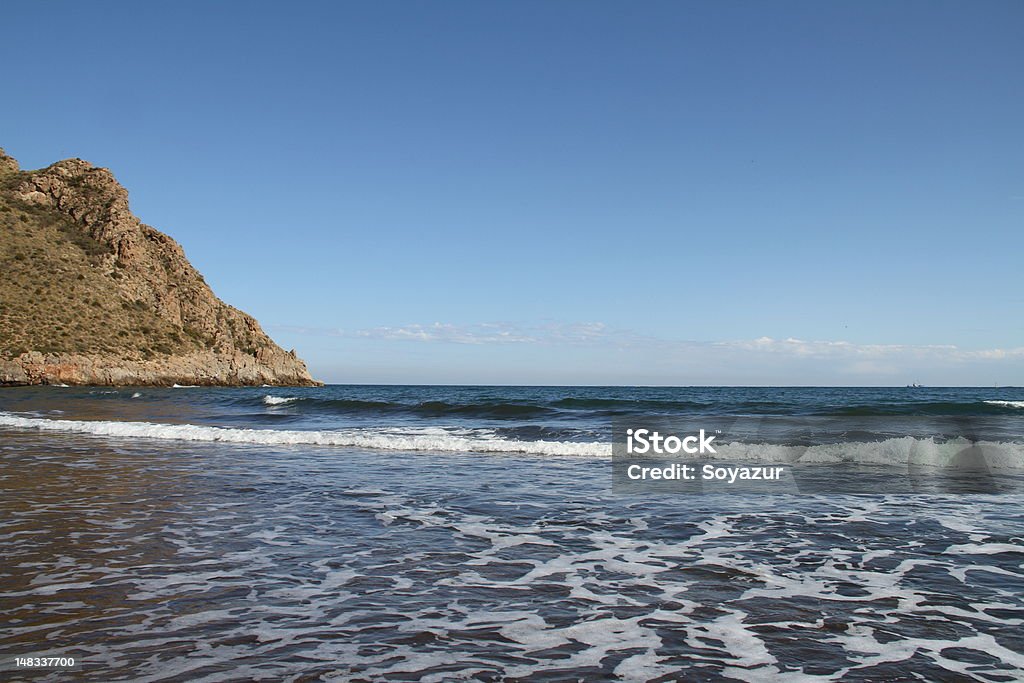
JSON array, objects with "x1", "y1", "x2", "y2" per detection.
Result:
[{"x1": 1, "y1": 385, "x2": 1023, "y2": 681}]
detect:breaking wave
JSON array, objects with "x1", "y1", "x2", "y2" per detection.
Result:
[
  {"x1": 2, "y1": 412, "x2": 1023, "y2": 468},
  {"x1": 263, "y1": 395, "x2": 300, "y2": 405},
  {"x1": 0, "y1": 412, "x2": 608, "y2": 457},
  {"x1": 985, "y1": 400, "x2": 1024, "y2": 409},
  {"x1": 711, "y1": 437, "x2": 1024, "y2": 470}
]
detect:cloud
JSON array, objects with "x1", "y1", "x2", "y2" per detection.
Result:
[
  {"x1": 714, "y1": 336, "x2": 1024, "y2": 363},
  {"x1": 271, "y1": 323, "x2": 1024, "y2": 384},
  {"x1": 272, "y1": 323, "x2": 1024, "y2": 370},
  {"x1": 355, "y1": 322, "x2": 537, "y2": 345},
  {"x1": 273, "y1": 321, "x2": 624, "y2": 346}
]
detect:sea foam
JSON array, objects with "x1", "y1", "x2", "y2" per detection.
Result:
[
  {"x1": 0, "y1": 412, "x2": 609, "y2": 457},
  {"x1": 2, "y1": 411, "x2": 1022, "y2": 466},
  {"x1": 713, "y1": 437, "x2": 1024, "y2": 470},
  {"x1": 263, "y1": 395, "x2": 300, "y2": 406},
  {"x1": 984, "y1": 400, "x2": 1024, "y2": 409}
]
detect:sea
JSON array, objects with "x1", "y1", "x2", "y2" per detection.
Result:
[{"x1": 1, "y1": 385, "x2": 1023, "y2": 681}]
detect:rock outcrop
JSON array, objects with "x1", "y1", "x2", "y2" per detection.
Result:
[{"x1": 0, "y1": 147, "x2": 320, "y2": 386}]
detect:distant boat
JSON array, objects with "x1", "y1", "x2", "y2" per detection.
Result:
[{"x1": 906, "y1": 383, "x2": 923, "y2": 388}]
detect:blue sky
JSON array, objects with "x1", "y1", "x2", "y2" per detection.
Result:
[{"x1": 3, "y1": 1, "x2": 1022, "y2": 385}]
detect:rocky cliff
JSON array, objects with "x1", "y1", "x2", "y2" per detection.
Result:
[{"x1": 0, "y1": 147, "x2": 320, "y2": 386}]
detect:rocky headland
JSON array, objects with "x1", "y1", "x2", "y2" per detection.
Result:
[{"x1": 0, "y1": 147, "x2": 320, "y2": 386}]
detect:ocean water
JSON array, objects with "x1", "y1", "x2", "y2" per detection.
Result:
[{"x1": 1, "y1": 385, "x2": 1023, "y2": 681}]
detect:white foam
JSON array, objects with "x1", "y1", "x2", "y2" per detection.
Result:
[
  {"x1": 0, "y1": 412, "x2": 610, "y2": 456},
  {"x1": 985, "y1": 400, "x2": 1024, "y2": 408},
  {"x1": 943, "y1": 542, "x2": 1024, "y2": 556},
  {"x1": 171, "y1": 384, "x2": 199, "y2": 388},
  {"x1": 2, "y1": 411, "x2": 1022, "y2": 466},
  {"x1": 263, "y1": 395, "x2": 299, "y2": 406},
  {"x1": 714, "y1": 437, "x2": 1024, "y2": 470}
]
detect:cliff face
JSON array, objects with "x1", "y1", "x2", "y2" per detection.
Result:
[{"x1": 0, "y1": 147, "x2": 320, "y2": 386}]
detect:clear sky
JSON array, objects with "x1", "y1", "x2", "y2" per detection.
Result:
[{"x1": 3, "y1": 1, "x2": 1022, "y2": 385}]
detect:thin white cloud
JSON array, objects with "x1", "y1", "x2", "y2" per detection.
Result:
[
  {"x1": 355, "y1": 322, "x2": 537, "y2": 345},
  {"x1": 714, "y1": 336, "x2": 1024, "y2": 362},
  {"x1": 273, "y1": 321, "x2": 620, "y2": 345},
  {"x1": 271, "y1": 323, "x2": 1024, "y2": 366}
]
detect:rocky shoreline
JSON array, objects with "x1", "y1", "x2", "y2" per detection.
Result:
[{"x1": 0, "y1": 350, "x2": 320, "y2": 387}]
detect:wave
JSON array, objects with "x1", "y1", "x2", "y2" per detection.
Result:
[
  {"x1": 551, "y1": 397, "x2": 711, "y2": 411},
  {"x1": 710, "y1": 437, "x2": 1024, "y2": 470},
  {"x1": 415, "y1": 400, "x2": 552, "y2": 418},
  {"x1": 819, "y1": 401, "x2": 1024, "y2": 416},
  {"x1": 263, "y1": 395, "x2": 300, "y2": 406},
  {"x1": 2, "y1": 412, "x2": 1022, "y2": 468},
  {"x1": 0, "y1": 412, "x2": 608, "y2": 457},
  {"x1": 984, "y1": 400, "x2": 1024, "y2": 409},
  {"x1": 553, "y1": 397, "x2": 1024, "y2": 417},
  {"x1": 252, "y1": 396, "x2": 554, "y2": 419},
  {"x1": 251, "y1": 395, "x2": 1024, "y2": 419}
]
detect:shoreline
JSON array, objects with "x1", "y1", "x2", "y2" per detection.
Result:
[{"x1": 0, "y1": 350, "x2": 323, "y2": 387}]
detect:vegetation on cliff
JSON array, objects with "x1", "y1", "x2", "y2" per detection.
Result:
[{"x1": 0, "y1": 147, "x2": 319, "y2": 386}]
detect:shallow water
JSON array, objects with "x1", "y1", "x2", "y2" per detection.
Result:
[{"x1": 1, "y1": 386, "x2": 1023, "y2": 680}]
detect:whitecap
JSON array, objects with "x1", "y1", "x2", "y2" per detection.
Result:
[
  {"x1": 263, "y1": 395, "x2": 299, "y2": 406},
  {"x1": 0, "y1": 412, "x2": 610, "y2": 457},
  {"x1": 984, "y1": 400, "x2": 1024, "y2": 409},
  {"x1": 3, "y1": 412, "x2": 1023, "y2": 466}
]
